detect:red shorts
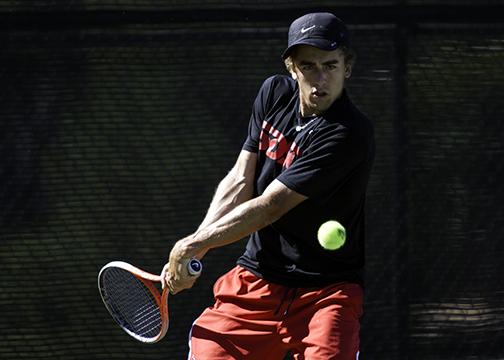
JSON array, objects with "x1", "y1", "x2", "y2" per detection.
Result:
[{"x1": 188, "y1": 266, "x2": 363, "y2": 360}]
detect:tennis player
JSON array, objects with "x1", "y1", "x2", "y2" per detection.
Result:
[{"x1": 162, "y1": 12, "x2": 375, "y2": 359}]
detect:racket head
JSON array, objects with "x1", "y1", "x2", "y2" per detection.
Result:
[{"x1": 98, "y1": 261, "x2": 169, "y2": 343}]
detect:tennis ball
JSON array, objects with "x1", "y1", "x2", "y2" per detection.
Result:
[{"x1": 317, "y1": 220, "x2": 346, "y2": 250}]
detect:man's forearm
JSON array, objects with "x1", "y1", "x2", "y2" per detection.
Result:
[
  {"x1": 177, "y1": 180, "x2": 307, "y2": 258},
  {"x1": 165, "y1": 179, "x2": 306, "y2": 293},
  {"x1": 194, "y1": 195, "x2": 279, "y2": 252},
  {"x1": 198, "y1": 168, "x2": 253, "y2": 231},
  {"x1": 191, "y1": 150, "x2": 256, "y2": 259}
]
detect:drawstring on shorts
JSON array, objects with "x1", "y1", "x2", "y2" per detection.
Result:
[{"x1": 274, "y1": 287, "x2": 298, "y2": 316}]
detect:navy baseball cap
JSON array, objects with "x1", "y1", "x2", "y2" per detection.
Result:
[{"x1": 282, "y1": 12, "x2": 350, "y2": 59}]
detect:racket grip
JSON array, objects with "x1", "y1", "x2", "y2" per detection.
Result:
[{"x1": 187, "y1": 258, "x2": 202, "y2": 276}]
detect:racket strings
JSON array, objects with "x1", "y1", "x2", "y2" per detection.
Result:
[{"x1": 101, "y1": 267, "x2": 162, "y2": 339}]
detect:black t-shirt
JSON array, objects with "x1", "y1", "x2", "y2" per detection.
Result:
[{"x1": 237, "y1": 75, "x2": 375, "y2": 287}]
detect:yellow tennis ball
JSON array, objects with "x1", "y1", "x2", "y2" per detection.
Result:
[{"x1": 318, "y1": 220, "x2": 346, "y2": 250}]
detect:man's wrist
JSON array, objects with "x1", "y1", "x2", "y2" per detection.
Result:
[{"x1": 178, "y1": 234, "x2": 209, "y2": 259}]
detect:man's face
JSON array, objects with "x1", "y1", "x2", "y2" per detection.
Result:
[{"x1": 291, "y1": 45, "x2": 351, "y2": 116}]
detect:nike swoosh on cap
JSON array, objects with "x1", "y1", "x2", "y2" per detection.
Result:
[{"x1": 300, "y1": 25, "x2": 315, "y2": 33}]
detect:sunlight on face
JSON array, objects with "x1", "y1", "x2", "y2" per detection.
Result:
[{"x1": 291, "y1": 45, "x2": 351, "y2": 116}]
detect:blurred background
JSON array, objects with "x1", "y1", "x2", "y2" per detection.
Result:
[{"x1": 1, "y1": 1, "x2": 503, "y2": 359}]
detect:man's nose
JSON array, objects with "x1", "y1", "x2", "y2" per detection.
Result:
[{"x1": 313, "y1": 68, "x2": 328, "y2": 86}]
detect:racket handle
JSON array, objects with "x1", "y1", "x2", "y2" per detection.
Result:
[{"x1": 188, "y1": 258, "x2": 202, "y2": 276}]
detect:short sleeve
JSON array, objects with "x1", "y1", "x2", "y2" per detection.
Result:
[
  {"x1": 276, "y1": 126, "x2": 365, "y2": 199},
  {"x1": 242, "y1": 77, "x2": 275, "y2": 152}
]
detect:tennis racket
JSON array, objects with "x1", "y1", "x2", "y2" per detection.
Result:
[{"x1": 98, "y1": 258, "x2": 202, "y2": 343}]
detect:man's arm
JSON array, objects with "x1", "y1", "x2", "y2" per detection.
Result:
[
  {"x1": 191, "y1": 150, "x2": 256, "y2": 260},
  {"x1": 159, "y1": 149, "x2": 256, "y2": 292},
  {"x1": 165, "y1": 177, "x2": 307, "y2": 293},
  {"x1": 198, "y1": 150, "x2": 256, "y2": 233}
]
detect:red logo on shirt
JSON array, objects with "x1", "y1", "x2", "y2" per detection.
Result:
[{"x1": 258, "y1": 121, "x2": 301, "y2": 168}]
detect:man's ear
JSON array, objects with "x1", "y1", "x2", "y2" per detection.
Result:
[{"x1": 345, "y1": 65, "x2": 352, "y2": 79}]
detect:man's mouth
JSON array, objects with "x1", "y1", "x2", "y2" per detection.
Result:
[{"x1": 311, "y1": 90, "x2": 327, "y2": 98}]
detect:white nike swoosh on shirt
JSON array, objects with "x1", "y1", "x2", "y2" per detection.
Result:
[
  {"x1": 295, "y1": 118, "x2": 317, "y2": 132},
  {"x1": 300, "y1": 25, "x2": 315, "y2": 33}
]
